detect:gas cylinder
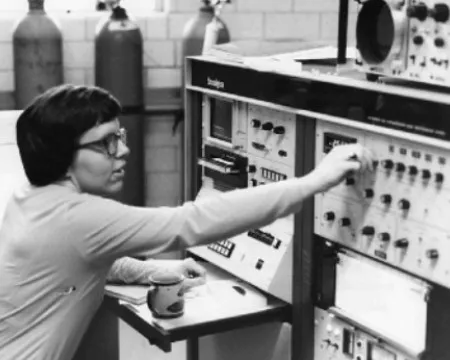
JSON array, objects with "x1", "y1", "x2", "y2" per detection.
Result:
[
  {"x1": 181, "y1": 0, "x2": 231, "y2": 87},
  {"x1": 12, "y1": 0, "x2": 63, "y2": 109},
  {"x1": 95, "y1": 4, "x2": 145, "y2": 206}
]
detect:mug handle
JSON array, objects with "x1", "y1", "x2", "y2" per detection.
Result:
[{"x1": 147, "y1": 284, "x2": 158, "y2": 313}]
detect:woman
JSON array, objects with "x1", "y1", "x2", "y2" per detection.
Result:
[{"x1": 0, "y1": 84, "x2": 373, "y2": 360}]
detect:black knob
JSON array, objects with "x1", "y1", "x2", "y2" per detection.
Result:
[
  {"x1": 361, "y1": 226, "x2": 375, "y2": 236},
  {"x1": 398, "y1": 199, "x2": 411, "y2": 210},
  {"x1": 273, "y1": 126, "x2": 286, "y2": 135},
  {"x1": 248, "y1": 165, "x2": 257, "y2": 173},
  {"x1": 324, "y1": 211, "x2": 335, "y2": 221},
  {"x1": 396, "y1": 162, "x2": 406, "y2": 172},
  {"x1": 422, "y1": 169, "x2": 431, "y2": 179},
  {"x1": 345, "y1": 178, "x2": 355, "y2": 186},
  {"x1": 380, "y1": 194, "x2": 392, "y2": 204},
  {"x1": 426, "y1": 249, "x2": 439, "y2": 259},
  {"x1": 378, "y1": 232, "x2": 391, "y2": 241},
  {"x1": 251, "y1": 119, "x2": 261, "y2": 128},
  {"x1": 430, "y1": 3, "x2": 450, "y2": 22},
  {"x1": 408, "y1": 165, "x2": 418, "y2": 176},
  {"x1": 413, "y1": 35, "x2": 424, "y2": 45},
  {"x1": 435, "y1": 37, "x2": 446, "y2": 47},
  {"x1": 364, "y1": 189, "x2": 374, "y2": 199},
  {"x1": 340, "y1": 218, "x2": 351, "y2": 227},
  {"x1": 278, "y1": 150, "x2": 287, "y2": 157},
  {"x1": 407, "y1": 3, "x2": 429, "y2": 21},
  {"x1": 435, "y1": 172, "x2": 444, "y2": 183},
  {"x1": 381, "y1": 159, "x2": 394, "y2": 170},
  {"x1": 372, "y1": 160, "x2": 379, "y2": 169},
  {"x1": 262, "y1": 122, "x2": 274, "y2": 131},
  {"x1": 395, "y1": 238, "x2": 409, "y2": 248}
]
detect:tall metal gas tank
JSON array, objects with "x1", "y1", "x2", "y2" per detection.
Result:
[
  {"x1": 13, "y1": 0, "x2": 63, "y2": 109},
  {"x1": 181, "y1": 1, "x2": 230, "y2": 86},
  {"x1": 95, "y1": 5, "x2": 145, "y2": 206}
]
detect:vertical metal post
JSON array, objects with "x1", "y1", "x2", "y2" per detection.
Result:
[
  {"x1": 187, "y1": 337, "x2": 200, "y2": 360},
  {"x1": 337, "y1": 0, "x2": 349, "y2": 64}
]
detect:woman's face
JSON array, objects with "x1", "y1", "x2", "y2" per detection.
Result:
[{"x1": 68, "y1": 119, "x2": 130, "y2": 196}]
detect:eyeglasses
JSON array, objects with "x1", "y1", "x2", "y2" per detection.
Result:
[{"x1": 77, "y1": 127, "x2": 127, "y2": 157}]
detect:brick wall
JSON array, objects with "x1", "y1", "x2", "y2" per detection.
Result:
[{"x1": 0, "y1": 0, "x2": 359, "y2": 206}]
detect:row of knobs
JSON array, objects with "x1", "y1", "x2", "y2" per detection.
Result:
[
  {"x1": 323, "y1": 214, "x2": 439, "y2": 258},
  {"x1": 407, "y1": 2, "x2": 449, "y2": 22},
  {"x1": 380, "y1": 159, "x2": 444, "y2": 183},
  {"x1": 342, "y1": 183, "x2": 412, "y2": 209},
  {"x1": 412, "y1": 35, "x2": 446, "y2": 48},
  {"x1": 251, "y1": 119, "x2": 286, "y2": 135}
]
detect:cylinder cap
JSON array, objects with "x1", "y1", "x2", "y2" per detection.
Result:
[
  {"x1": 29, "y1": 0, "x2": 45, "y2": 10},
  {"x1": 111, "y1": 6, "x2": 129, "y2": 20}
]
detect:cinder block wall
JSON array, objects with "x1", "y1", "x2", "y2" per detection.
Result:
[{"x1": 0, "y1": 0, "x2": 358, "y2": 206}]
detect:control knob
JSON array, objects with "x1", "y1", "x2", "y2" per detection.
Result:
[
  {"x1": 413, "y1": 35, "x2": 424, "y2": 46},
  {"x1": 396, "y1": 162, "x2": 406, "y2": 172},
  {"x1": 406, "y1": 2, "x2": 429, "y2": 21},
  {"x1": 361, "y1": 226, "x2": 375, "y2": 236},
  {"x1": 381, "y1": 159, "x2": 394, "y2": 170},
  {"x1": 364, "y1": 189, "x2": 374, "y2": 199},
  {"x1": 380, "y1": 194, "x2": 392, "y2": 205},
  {"x1": 408, "y1": 165, "x2": 418, "y2": 176},
  {"x1": 426, "y1": 249, "x2": 439, "y2": 259},
  {"x1": 345, "y1": 178, "x2": 355, "y2": 186},
  {"x1": 435, "y1": 172, "x2": 444, "y2": 183},
  {"x1": 340, "y1": 218, "x2": 351, "y2": 227},
  {"x1": 394, "y1": 238, "x2": 409, "y2": 248},
  {"x1": 262, "y1": 122, "x2": 274, "y2": 131},
  {"x1": 251, "y1": 119, "x2": 261, "y2": 128},
  {"x1": 378, "y1": 232, "x2": 391, "y2": 242},
  {"x1": 398, "y1": 199, "x2": 411, "y2": 210},
  {"x1": 435, "y1": 37, "x2": 446, "y2": 48},
  {"x1": 273, "y1": 126, "x2": 286, "y2": 135},
  {"x1": 430, "y1": 3, "x2": 450, "y2": 22},
  {"x1": 324, "y1": 212, "x2": 335, "y2": 221},
  {"x1": 422, "y1": 169, "x2": 431, "y2": 180}
]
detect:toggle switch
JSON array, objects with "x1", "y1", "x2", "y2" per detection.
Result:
[
  {"x1": 248, "y1": 165, "x2": 257, "y2": 173},
  {"x1": 426, "y1": 249, "x2": 439, "y2": 259}
]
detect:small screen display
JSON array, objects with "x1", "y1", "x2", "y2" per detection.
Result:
[
  {"x1": 210, "y1": 98, "x2": 232, "y2": 143},
  {"x1": 368, "y1": 343, "x2": 396, "y2": 360},
  {"x1": 323, "y1": 132, "x2": 357, "y2": 153}
]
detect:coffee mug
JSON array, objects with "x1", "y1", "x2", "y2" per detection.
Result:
[{"x1": 146, "y1": 271, "x2": 185, "y2": 318}]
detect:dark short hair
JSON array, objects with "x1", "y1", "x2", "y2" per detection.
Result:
[{"x1": 16, "y1": 84, "x2": 122, "y2": 186}]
